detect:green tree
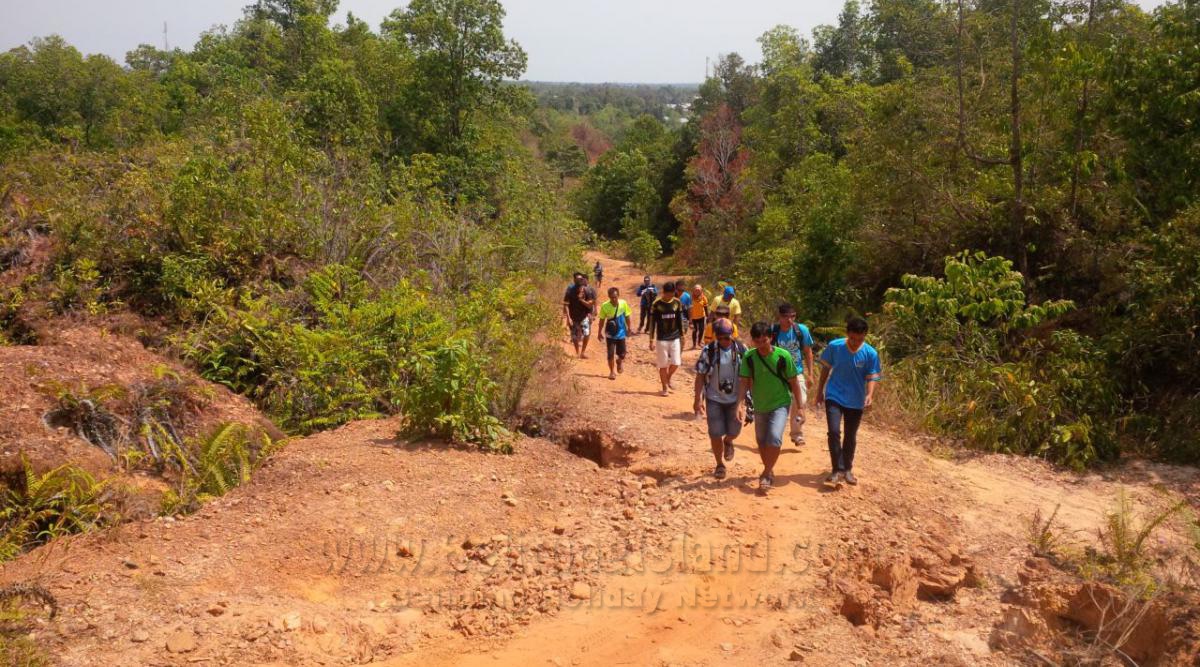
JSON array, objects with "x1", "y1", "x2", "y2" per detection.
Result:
[{"x1": 382, "y1": 0, "x2": 527, "y2": 155}]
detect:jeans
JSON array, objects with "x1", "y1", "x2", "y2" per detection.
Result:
[
  {"x1": 754, "y1": 405, "x2": 788, "y2": 448},
  {"x1": 825, "y1": 400, "x2": 864, "y2": 472}
]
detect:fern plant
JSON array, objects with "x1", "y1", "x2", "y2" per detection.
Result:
[
  {"x1": 0, "y1": 458, "x2": 113, "y2": 561},
  {"x1": 1090, "y1": 490, "x2": 1187, "y2": 588},
  {"x1": 160, "y1": 423, "x2": 282, "y2": 515}
]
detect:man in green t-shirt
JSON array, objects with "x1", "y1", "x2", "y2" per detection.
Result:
[
  {"x1": 597, "y1": 287, "x2": 633, "y2": 380},
  {"x1": 738, "y1": 321, "x2": 804, "y2": 493}
]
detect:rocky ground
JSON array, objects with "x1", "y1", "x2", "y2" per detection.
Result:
[{"x1": 1, "y1": 253, "x2": 1197, "y2": 666}]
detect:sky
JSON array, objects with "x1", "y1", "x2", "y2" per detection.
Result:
[{"x1": 0, "y1": 0, "x2": 1168, "y2": 84}]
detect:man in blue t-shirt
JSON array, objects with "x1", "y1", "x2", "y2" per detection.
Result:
[
  {"x1": 770, "y1": 302, "x2": 815, "y2": 446},
  {"x1": 815, "y1": 316, "x2": 882, "y2": 487},
  {"x1": 635, "y1": 276, "x2": 657, "y2": 334}
]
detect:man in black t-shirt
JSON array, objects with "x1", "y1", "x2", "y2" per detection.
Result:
[{"x1": 562, "y1": 273, "x2": 597, "y2": 358}]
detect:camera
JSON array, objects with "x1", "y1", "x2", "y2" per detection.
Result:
[{"x1": 719, "y1": 378, "x2": 735, "y2": 394}]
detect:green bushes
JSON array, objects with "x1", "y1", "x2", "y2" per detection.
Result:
[
  {"x1": 0, "y1": 458, "x2": 115, "y2": 561},
  {"x1": 160, "y1": 422, "x2": 281, "y2": 515},
  {"x1": 883, "y1": 252, "x2": 1118, "y2": 468},
  {"x1": 397, "y1": 339, "x2": 511, "y2": 452}
]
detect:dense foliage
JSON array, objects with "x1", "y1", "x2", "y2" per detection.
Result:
[
  {"x1": 0, "y1": 0, "x2": 582, "y2": 450},
  {"x1": 574, "y1": 0, "x2": 1199, "y2": 465}
]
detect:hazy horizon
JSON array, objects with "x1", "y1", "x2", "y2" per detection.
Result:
[{"x1": 0, "y1": 0, "x2": 1168, "y2": 84}]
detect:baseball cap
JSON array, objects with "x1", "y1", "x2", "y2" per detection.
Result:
[
  {"x1": 723, "y1": 285, "x2": 735, "y2": 298},
  {"x1": 713, "y1": 318, "x2": 734, "y2": 336}
]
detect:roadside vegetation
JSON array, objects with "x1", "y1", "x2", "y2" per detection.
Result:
[{"x1": 573, "y1": 0, "x2": 1200, "y2": 467}]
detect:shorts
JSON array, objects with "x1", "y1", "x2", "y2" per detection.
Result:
[
  {"x1": 570, "y1": 317, "x2": 590, "y2": 343},
  {"x1": 754, "y1": 405, "x2": 789, "y2": 448},
  {"x1": 705, "y1": 399, "x2": 742, "y2": 439},
  {"x1": 654, "y1": 339, "x2": 682, "y2": 368},
  {"x1": 606, "y1": 338, "x2": 627, "y2": 361}
]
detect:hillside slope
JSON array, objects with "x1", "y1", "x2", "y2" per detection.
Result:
[{"x1": 2, "y1": 254, "x2": 1197, "y2": 666}]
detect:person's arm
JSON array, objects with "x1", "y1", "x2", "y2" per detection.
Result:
[
  {"x1": 597, "y1": 307, "x2": 608, "y2": 341},
  {"x1": 864, "y1": 353, "x2": 882, "y2": 408},
  {"x1": 789, "y1": 375, "x2": 804, "y2": 412},
  {"x1": 814, "y1": 365, "x2": 832, "y2": 407},
  {"x1": 647, "y1": 306, "x2": 657, "y2": 350},
  {"x1": 737, "y1": 376, "x2": 751, "y2": 422},
  {"x1": 804, "y1": 346, "x2": 815, "y2": 390},
  {"x1": 693, "y1": 371, "x2": 707, "y2": 416}
]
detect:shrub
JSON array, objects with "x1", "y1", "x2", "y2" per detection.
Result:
[
  {"x1": 160, "y1": 422, "x2": 281, "y2": 515},
  {"x1": 0, "y1": 458, "x2": 115, "y2": 561},
  {"x1": 628, "y1": 230, "x2": 661, "y2": 269},
  {"x1": 1080, "y1": 491, "x2": 1187, "y2": 591},
  {"x1": 883, "y1": 252, "x2": 1118, "y2": 468},
  {"x1": 397, "y1": 338, "x2": 511, "y2": 453}
]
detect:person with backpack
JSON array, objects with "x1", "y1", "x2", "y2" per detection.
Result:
[
  {"x1": 647, "y1": 281, "x2": 686, "y2": 396},
  {"x1": 593, "y1": 261, "x2": 604, "y2": 288},
  {"x1": 738, "y1": 322, "x2": 804, "y2": 493},
  {"x1": 770, "y1": 303, "x2": 815, "y2": 446},
  {"x1": 635, "y1": 276, "x2": 657, "y2": 334},
  {"x1": 562, "y1": 273, "x2": 596, "y2": 359},
  {"x1": 702, "y1": 303, "x2": 739, "y2": 345},
  {"x1": 693, "y1": 318, "x2": 746, "y2": 480},
  {"x1": 597, "y1": 286, "x2": 632, "y2": 380},
  {"x1": 687, "y1": 284, "x2": 709, "y2": 350},
  {"x1": 815, "y1": 316, "x2": 883, "y2": 487}
]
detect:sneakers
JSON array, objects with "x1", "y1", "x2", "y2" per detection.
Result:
[
  {"x1": 723, "y1": 442, "x2": 735, "y2": 461},
  {"x1": 843, "y1": 470, "x2": 858, "y2": 486},
  {"x1": 714, "y1": 464, "x2": 726, "y2": 480}
]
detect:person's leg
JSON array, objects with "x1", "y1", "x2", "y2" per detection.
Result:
[
  {"x1": 665, "y1": 339, "x2": 681, "y2": 389},
  {"x1": 638, "y1": 307, "x2": 649, "y2": 333},
  {"x1": 606, "y1": 339, "x2": 617, "y2": 378},
  {"x1": 655, "y1": 342, "x2": 670, "y2": 394},
  {"x1": 570, "y1": 320, "x2": 583, "y2": 356},
  {"x1": 755, "y1": 406, "x2": 786, "y2": 482},
  {"x1": 826, "y1": 401, "x2": 845, "y2": 473},
  {"x1": 789, "y1": 381, "x2": 808, "y2": 444},
  {"x1": 615, "y1": 339, "x2": 626, "y2": 373},
  {"x1": 579, "y1": 318, "x2": 591, "y2": 358},
  {"x1": 842, "y1": 406, "x2": 864, "y2": 473},
  {"x1": 721, "y1": 401, "x2": 741, "y2": 461}
]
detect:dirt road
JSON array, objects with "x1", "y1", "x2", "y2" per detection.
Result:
[{"x1": 3, "y1": 252, "x2": 1196, "y2": 666}]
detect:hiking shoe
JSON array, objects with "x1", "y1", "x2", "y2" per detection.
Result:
[
  {"x1": 723, "y1": 442, "x2": 735, "y2": 461},
  {"x1": 825, "y1": 472, "x2": 843, "y2": 486},
  {"x1": 844, "y1": 470, "x2": 858, "y2": 486},
  {"x1": 714, "y1": 464, "x2": 726, "y2": 480}
]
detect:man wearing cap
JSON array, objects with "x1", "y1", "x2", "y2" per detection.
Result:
[
  {"x1": 714, "y1": 285, "x2": 742, "y2": 328},
  {"x1": 694, "y1": 318, "x2": 746, "y2": 479},
  {"x1": 647, "y1": 281, "x2": 686, "y2": 396},
  {"x1": 703, "y1": 302, "x2": 739, "y2": 345}
]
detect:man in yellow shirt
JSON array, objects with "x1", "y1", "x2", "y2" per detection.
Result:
[
  {"x1": 687, "y1": 284, "x2": 709, "y2": 349},
  {"x1": 713, "y1": 285, "x2": 742, "y2": 328}
]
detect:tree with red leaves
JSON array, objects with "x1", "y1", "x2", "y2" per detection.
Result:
[{"x1": 670, "y1": 104, "x2": 758, "y2": 270}]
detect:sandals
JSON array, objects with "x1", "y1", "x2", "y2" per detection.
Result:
[
  {"x1": 713, "y1": 464, "x2": 726, "y2": 480},
  {"x1": 723, "y1": 442, "x2": 735, "y2": 461}
]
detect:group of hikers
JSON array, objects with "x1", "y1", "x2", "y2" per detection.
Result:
[{"x1": 563, "y1": 265, "x2": 881, "y2": 493}]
